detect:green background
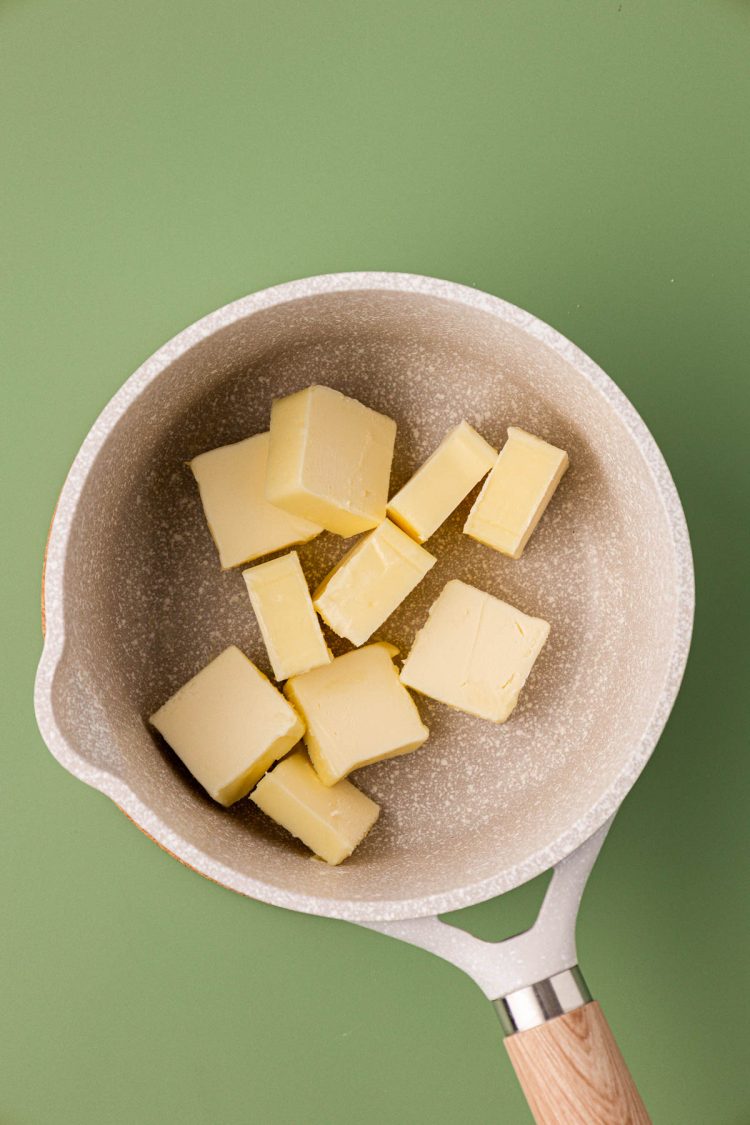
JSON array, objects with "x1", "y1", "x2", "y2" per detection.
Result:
[{"x1": 2, "y1": 1, "x2": 748, "y2": 1121}]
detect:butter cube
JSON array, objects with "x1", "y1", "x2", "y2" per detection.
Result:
[
  {"x1": 285, "y1": 644, "x2": 429, "y2": 786},
  {"x1": 387, "y1": 421, "x2": 497, "y2": 543},
  {"x1": 400, "y1": 580, "x2": 549, "y2": 723},
  {"x1": 313, "y1": 519, "x2": 436, "y2": 646},
  {"x1": 464, "y1": 427, "x2": 568, "y2": 558},
  {"x1": 251, "y1": 749, "x2": 380, "y2": 865},
  {"x1": 149, "y1": 646, "x2": 304, "y2": 805},
  {"x1": 190, "y1": 432, "x2": 322, "y2": 569},
  {"x1": 243, "y1": 551, "x2": 331, "y2": 680},
  {"x1": 265, "y1": 385, "x2": 397, "y2": 537}
]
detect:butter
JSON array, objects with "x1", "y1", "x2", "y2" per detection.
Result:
[
  {"x1": 387, "y1": 421, "x2": 496, "y2": 543},
  {"x1": 190, "y1": 432, "x2": 322, "y2": 569},
  {"x1": 149, "y1": 646, "x2": 304, "y2": 805},
  {"x1": 251, "y1": 749, "x2": 380, "y2": 865},
  {"x1": 464, "y1": 427, "x2": 568, "y2": 558},
  {"x1": 265, "y1": 385, "x2": 397, "y2": 537},
  {"x1": 400, "y1": 580, "x2": 549, "y2": 723},
  {"x1": 313, "y1": 519, "x2": 436, "y2": 646},
  {"x1": 285, "y1": 644, "x2": 429, "y2": 786},
  {"x1": 243, "y1": 551, "x2": 331, "y2": 680}
]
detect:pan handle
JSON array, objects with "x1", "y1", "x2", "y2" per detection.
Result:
[
  {"x1": 502, "y1": 994, "x2": 651, "y2": 1124},
  {"x1": 362, "y1": 822, "x2": 612, "y2": 999},
  {"x1": 362, "y1": 821, "x2": 650, "y2": 1120}
]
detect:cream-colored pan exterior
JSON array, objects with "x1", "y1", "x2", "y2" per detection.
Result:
[{"x1": 34, "y1": 273, "x2": 693, "y2": 924}]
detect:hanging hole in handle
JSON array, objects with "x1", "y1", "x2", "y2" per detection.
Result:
[{"x1": 439, "y1": 870, "x2": 552, "y2": 943}]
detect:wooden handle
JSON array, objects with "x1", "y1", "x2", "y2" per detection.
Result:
[{"x1": 505, "y1": 1001, "x2": 651, "y2": 1124}]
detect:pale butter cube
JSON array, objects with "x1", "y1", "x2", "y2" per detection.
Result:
[
  {"x1": 285, "y1": 644, "x2": 429, "y2": 786},
  {"x1": 265, "y1": 385, "x2": 397, "y2": 537},
  {"x1": 400, "y1": 580, "x2": 549, "y2": 723},
  {"x1": 149, "y1": 646, "x2": 304, "y2": 805},
  {"x1": 251, "y1": 749, "x2": 380, "y2": 865},
  {"x1": 313, "y1": 519, "x2": 436, "y2": 646},
  {"x1": 190, "y1": 432, "x2": 322, "y2": 569},
  {"x1": 243, "y1": 551, "x2": 331, "y2": 680},
  {"x1": 387, "y1": 421, "x2": 497, "y2": 543},
  {"x1": 464, "y1": 427, "x2": 569, "y2": 558}
]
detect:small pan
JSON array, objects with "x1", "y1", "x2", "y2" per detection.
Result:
[{"x1": 35, "y1": 273, "x2": 693, "y2": 1123}]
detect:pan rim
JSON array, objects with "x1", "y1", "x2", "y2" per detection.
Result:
[{"x1": 34, "y1": 271, "x2": 695, "y2": 922}]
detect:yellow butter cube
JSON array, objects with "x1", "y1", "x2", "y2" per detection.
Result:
[
  {"x1": 265, "y1": 385, "x2": 397, "y2": 537},
  {"x1": 285, "y1": 644, "x2": 429, "y2": 786},
  {"x1": 387, "y1": 421, "x2": 496, "y2": 543},
  {"x1": 190, "y1": 433, "x2": 322, "y2": 569},
  {"x1": 251, "y1": 749, "x2": 380, "y2": 865},
  {"x1": 314, "y1": 519, "x2": 436, "y2": 646},
  {"x1": 463, "y1": 427, "x2": 568, "y2": 558},
  {"x1": 149, "y1": 646, "x2": 304, "y2": 805},
  {"x1": 243, "y1": 551, "x2": 331, "y2": 680},
  {"x1": 400, "y1": 580, "x2": 549, "y2": 723}
]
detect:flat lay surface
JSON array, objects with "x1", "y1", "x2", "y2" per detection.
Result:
[{"x1": 2, "y1": 1, "x2": 748, "y2": 1122}]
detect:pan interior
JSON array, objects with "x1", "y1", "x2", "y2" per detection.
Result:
[{"x1": 50, "y1": 288, "x2": 682, "y2": 910}]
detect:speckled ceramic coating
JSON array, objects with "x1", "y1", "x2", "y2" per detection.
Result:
[{"x1": 34, "y1": 273, "x2": 694, "y2": 922}]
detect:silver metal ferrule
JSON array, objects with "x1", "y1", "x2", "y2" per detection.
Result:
[{"x1": 492, "y1": 967, "x2": 592, "y2": 1036}]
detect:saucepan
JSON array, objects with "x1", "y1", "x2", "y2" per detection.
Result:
[{"x1": 34, "y1": 272, "x2": 693, "y2": 1123}]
